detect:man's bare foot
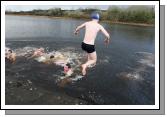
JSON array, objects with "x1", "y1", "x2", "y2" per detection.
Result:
[{"x1": 81, "y1": 64, "x2": 87, "y2": 76}]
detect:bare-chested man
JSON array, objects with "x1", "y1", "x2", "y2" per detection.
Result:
[{"x1": 74, "y1": 12, "x2": 110, "y2": 75}]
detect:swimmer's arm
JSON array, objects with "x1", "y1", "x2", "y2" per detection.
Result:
[
  {"x1": 74, "y1": 23, "x2": 86, "y2": 35},
  {"x1": 12, "y1": 53, "x2": 16, "y2": 62},
  {"x1": 100, "y1": 25, "x2": 110, "y2": 44},
  {"x1": 28, "y1": 53, "x2": 36, "y2": 59},
  {"x1": 9, "y1": 53, "x2": 16, "y2": 63},
  {"x1": 30, "y1": 54, "x2": 35, "y2": 58}
]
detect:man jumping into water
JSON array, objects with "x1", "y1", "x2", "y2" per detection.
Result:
[{"x1": 74, "y1": 12, "x2": 110, "y2": 75}]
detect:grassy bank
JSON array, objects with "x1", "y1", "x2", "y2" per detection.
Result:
[
  {"x1": 6, "y1": 5, "x2": 155, "y2": 25},
  {"x1": 6, "y1": 13, "x2": 154, "y2": 27}
]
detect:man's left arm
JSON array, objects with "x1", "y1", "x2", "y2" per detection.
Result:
[{"x1": 100, "y1": 25, "x2": 110, "y2": 45}]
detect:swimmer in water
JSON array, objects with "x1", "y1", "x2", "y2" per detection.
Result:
[
  {"x1": 30, "y1": 47, "x2": 45, "y2": 58},
  {"x1": 50, "y1": 55, "x2": 73, "y2": 76},
  {"x1": 63, "y1": 63, "x2": 73, "y2": 76},
  {"x1": 28, "y1": 47, "x2": 49, "y2": 63},
  {"x1": 44, "y1": 55, "x2": 58, "y2": 64},
  {"x1": 5, "y1": 48, "x2": 16, "y2": 63},
  {"x1": 74, "y1": 12, "x2": 110, "y2": 75},
  {"x1": 50, "y1": 54, "x2": 69, "y2": 66}
]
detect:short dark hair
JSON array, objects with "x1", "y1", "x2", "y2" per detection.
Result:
[
  {"x1": 50, "y1": 55, "x2": 54, "y2": 59},
  {"x1": 66, "y1": 63, "x2": 71, "y2": 68},
  {"x1": 8, "y1": 50, "x2": 12, "y2": 53}
]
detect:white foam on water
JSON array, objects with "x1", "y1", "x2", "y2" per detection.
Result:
[
  {"x1": 135, "y1": 52, "x2": 154, "y2": 56},
  {"x1": 14, "y1": 46, "x2": 37, "y2": 57},
  {"x1": 41, "y1": 47, "x2": 85, "y2": 83},
  {"x1": 71, "y1": 75, "x2": 84, "y2": 81},
  {"x1": 138, "y1": 59, "x2": 155, "y2": 67},
  {"x1": 8, "y1": 46, "x2": 86, "y2": 84},
  {"x1": 117, "y1": 72, "x2": 142, "y2": 80},
  {"x1": 99, "y1": 56, "x2": 110, "y2": 64},
  {"x1": 126, "y1": 72, "x2": 141, "y2": 80},
  {"x1": 59, "y1": 76, "x2": 66, "y2": 80},
  {"x1": 35, "y1": 56, "x2": 47, "y2": 62},
  {"x1": 27, "y1": 46, "x2": 84, "y2": 67},
  {"x1": 135, "y1": 52, "x2": 155, "y2": 68}
]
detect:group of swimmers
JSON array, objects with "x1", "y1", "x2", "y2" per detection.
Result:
[{"x1": 5, "y1": 47, "x2": 73, "y2": 77}]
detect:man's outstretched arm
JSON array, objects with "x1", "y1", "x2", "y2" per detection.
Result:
[{"x1": 74, "y1": 23, "x2": 86, "y2": 35}]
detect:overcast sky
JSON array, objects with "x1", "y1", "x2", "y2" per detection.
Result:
[{"x1": 6, "y1": 5, "x2": 129, "y2": 11}]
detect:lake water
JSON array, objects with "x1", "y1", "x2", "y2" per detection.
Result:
[{"x1": 5, "y1": 15, "x2": 155, "y2": 105}]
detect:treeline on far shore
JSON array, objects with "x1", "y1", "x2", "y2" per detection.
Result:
[{"x1": 6, "y1": 5, "x2": 155, "y2": 24}]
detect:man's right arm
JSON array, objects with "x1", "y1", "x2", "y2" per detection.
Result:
[{"x1": 74, "y1": 22, "x2": 86, "y2": 35}]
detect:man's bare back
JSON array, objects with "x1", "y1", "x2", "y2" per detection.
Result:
[
  {"x1": 83, "y1": 21, "x2": 101, "y2": 45},
  {"x1": 75, "y1": 20, "x2": 110, "y2": 45}
]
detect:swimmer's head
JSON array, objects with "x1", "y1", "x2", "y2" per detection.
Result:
[
  {"x1": 39, "y1": 48, "x2": 44, "y2": 52},
  {"x1": 64, "y1": 63, "x2": 72, "y2": 74},
  {"x1": 66, "y1": 63, "x2": 71, "y2": 68},
  {"x1": 91, "y1": 12, "x2": 100, "y2": 20},
  {"x1": 50, "y1": 55, "x2": 54, "y2": 59},
  {"x1": 8, "y1": 50, "x2": 12, "y2": 53}
]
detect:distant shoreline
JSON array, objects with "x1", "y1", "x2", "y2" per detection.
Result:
[{"x1": 6, "y1": 14, "x2": 154, "y2": 27}]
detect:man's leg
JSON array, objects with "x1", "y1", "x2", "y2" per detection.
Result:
[
  {"x1": 87, "y1": 53, "x2": 91, "y2": 61},
  {"x1": 88, "y1": 53, "x2": 97, "y2": 67},
  {"x1": 82, "y1": 52, "x2": 97, "y2": 75}
]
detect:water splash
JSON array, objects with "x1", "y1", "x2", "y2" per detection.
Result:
[
  {"x1": 135, "y1": 52, "x2": 155, "y2": 67},
  {"x1": 117, "y1": 52, "x2": 154, "y2": 80},
  {"x1": 14, "y1": 46, "x2": 37, "y2": 57},
  {"x1": 99, "y1": 56, "x2": 110, "y2": 64},
  {"x1": 6, "y1": 46, "x2": 112, "y2": 84},
  {"x1": 117, "y1": 72, "x2": 141, "y2": 80},
  {"x1": 138, "y1": 59, "x2": 154, "y2": 67},
  {"x1": 38, "y1": 47, "x2": 85, "y2": 82},
  {"x1": 71, "y1": 75, "x2": 84, "y2": 81}
]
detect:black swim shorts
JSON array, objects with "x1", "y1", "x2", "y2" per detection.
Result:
[{"x1": 81, "y1": 42, "x2": 95, "y2": 53}]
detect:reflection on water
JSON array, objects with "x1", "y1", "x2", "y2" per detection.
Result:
[{"x1": 5, "y1": 15, "x2": 155, "y2": 105}]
